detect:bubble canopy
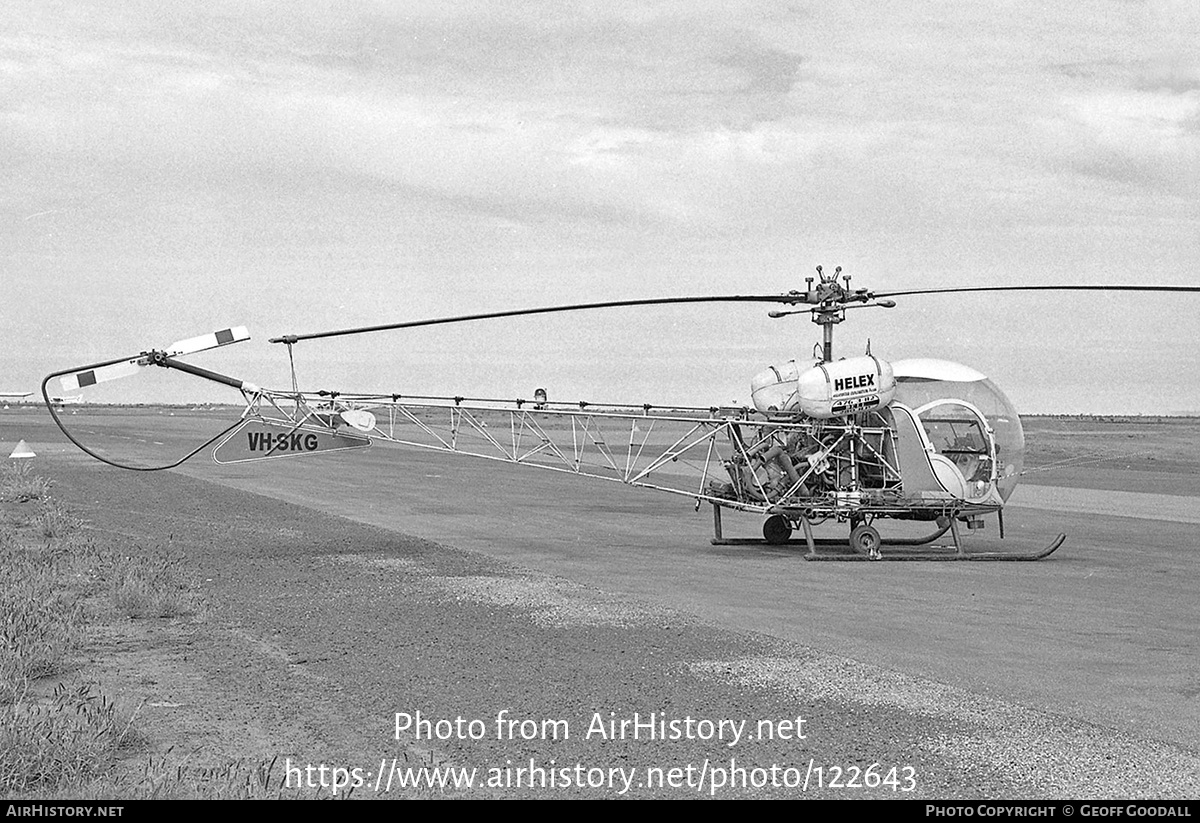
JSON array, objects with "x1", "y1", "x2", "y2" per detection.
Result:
[{"x1": 891, "y1": 358, "x2": 1025, "y2": 501}]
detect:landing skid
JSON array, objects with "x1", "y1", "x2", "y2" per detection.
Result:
[
  {"x1": 802, "y1": 533, "x2": 1065, "y2": 561},
  {"x1": 708, "y1": 504, "x2": 1064, "y2": 561}
]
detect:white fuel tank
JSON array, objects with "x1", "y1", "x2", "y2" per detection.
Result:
[
  {"x1": 795, "y1": 355, "x2": 896, "y2": 419},
  {"x1": 750, "y1": 360, "x2": 817, "y2": 413}
]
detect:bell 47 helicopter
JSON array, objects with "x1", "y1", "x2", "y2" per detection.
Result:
[{"x1": 42, "y1": 268, "x2": 1200, "y2": 561}]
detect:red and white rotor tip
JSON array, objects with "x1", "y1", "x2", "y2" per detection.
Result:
[
  {"x1": 166, "y1": 326, "x2": 250, "y2": 357},
  {"x1": 59, "y1": 360, "x2": 142, "y2": 392}
]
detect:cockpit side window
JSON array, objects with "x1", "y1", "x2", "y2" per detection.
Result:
[
  {"x1": 921, "y1": 416, "x2": 987, "y2": 455},
  {"x1": 916, "y1": 405, "x2": 993, "y2": 484}
]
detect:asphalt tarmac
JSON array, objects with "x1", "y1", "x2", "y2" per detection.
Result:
[{"x1": 172, "y1": 437, "x2": 1200, "y2": 752}]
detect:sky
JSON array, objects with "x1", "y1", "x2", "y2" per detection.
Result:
[{"x1": 2, "y1": 0, "x2": 1198, "y2": 414}]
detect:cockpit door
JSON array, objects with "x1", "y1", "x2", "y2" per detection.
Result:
[{"x1": 911, "y1": 399, "x2": 998, "y2": 502}]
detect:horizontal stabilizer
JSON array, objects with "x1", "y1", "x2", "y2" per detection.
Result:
[
  {"x1": 167, "y1": 326, "x2": 250, "y2": 357},
  {"x1": 59, "y1": 360, "x2": 142, "y2": 393}
]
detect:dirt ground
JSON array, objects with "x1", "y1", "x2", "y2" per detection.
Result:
[
  {"x1": 4, "y1": 407, "x2": 1199, "y2": 799},
  {"x1": 1022, "y1": 416, "x2": 1200, "y2": 496}
]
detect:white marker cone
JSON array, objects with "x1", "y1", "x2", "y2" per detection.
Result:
[{"x1": 9, "y1": 440, "x2": 35, "y2": 459}]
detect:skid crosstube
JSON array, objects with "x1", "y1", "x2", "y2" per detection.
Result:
[{"x1": 710, "y1": 523, "x2": 951, "y2": 548}]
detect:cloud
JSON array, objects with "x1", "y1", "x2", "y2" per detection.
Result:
[
  {"x1": 1040, "y1": 82, "x2": 1199, "y2": 193},
  {"x1": 1, "y1": 2, "x2": 820, "y2": 233}
]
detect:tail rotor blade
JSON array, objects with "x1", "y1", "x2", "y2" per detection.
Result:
[
  {"x1": 166, "y1": 326, "x2": 250, "y2": 357},
  {"x1": 58, "y1": 359, "x2": 143, "y2": 393}
]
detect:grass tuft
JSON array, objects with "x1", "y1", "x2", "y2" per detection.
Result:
[
  {"x1": 0, "y1": 462, "x2": 52, "y2": 503},
  {"x1": 31, "y1": 499, "x2": 83, "y2": 539},
  {"x1": 0, "y1": 683, "x2": 142, "y2": 794},
  {"x1": 108, "y1": 546, "x2": 193, "y2": 619},
  {"x1": 0, "y1": 554, "x2": 86, "y2": 703}
]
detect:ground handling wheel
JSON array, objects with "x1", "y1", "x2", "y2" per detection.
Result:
[
  {"x1": 762, "y1": 514, "x2": 793, "y2": 545},
  {"x1": 849, "y1": 524, "x2": 882, "y2": 560}
]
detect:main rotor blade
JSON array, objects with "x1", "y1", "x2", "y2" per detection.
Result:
[
  {"x1": 269, "y1": 283, "x2": 1200, "y2": 345},
  {"x1": 874, "y1": 285, "x2": 1200, "y2": 298},
  {"x1": 269, "y1": 294, "x2": 799, "y2": 344}
]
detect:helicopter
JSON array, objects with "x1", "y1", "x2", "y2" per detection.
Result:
[{"x1": 40, "y1": 268, "x2": 1200, "y2": 561}]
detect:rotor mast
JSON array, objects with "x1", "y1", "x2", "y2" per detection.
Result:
[{"x1": 810, "y1": 265, "x2": 848, "y2": 363}]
